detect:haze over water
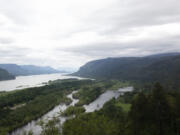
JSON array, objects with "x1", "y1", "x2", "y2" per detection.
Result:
[{"x1": 0, "y1": 73, "x2": 82, "y2": 91}]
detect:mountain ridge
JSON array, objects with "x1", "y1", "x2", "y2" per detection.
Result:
[
  {"x1": 0, "y1": 68, "x2": 15, "y2": 81},
  {"x1": 0, "y1": 64, "x2": 60, "y2": 76},
  {"x1": 73, "y1": 52, "x2": 180, "y2": 90}
]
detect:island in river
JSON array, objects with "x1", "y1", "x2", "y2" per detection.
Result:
[
  {"x1": 0, "y1": 73, "x2": 82, "y2": 91},
  {"x1": 0, "y1": 78, "x2": 179, "y2": 135},
  {"x1": 0, "y1": 79, "x2": 132, "y2": 135}
]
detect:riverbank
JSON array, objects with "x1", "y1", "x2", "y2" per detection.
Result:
[
  {"x1": 0, "y1": 79, "x2": 132, "y2": 135},
  {"x1": 0, "y1": 79, "x2": 92, "y2": 134},
  {"x1": 0, "y1": 73, "x2": 82, "y2": 91},
  {"x1": 36, "y1": 86, "x2": 134, "y2": 135},
  {"x1": 13, "y1": 87, "x2": 133, "y2": 135},
  {"x1": 11, "y1": 91, "x2": 80, "y2": 135}
]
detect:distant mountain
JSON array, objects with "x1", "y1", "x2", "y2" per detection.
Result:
[
  {"x1": 20, "y1": 65, "x2": 59, "y2": 75},
  {"x1": 0, "y1": 64, "x2": 27, "y2": 76},
  {"x1": 0, "y1": 64, "x2": 60, "y2": 76},
  {"x1": 73, "y1": 52, "x2": 180, "y2": 90},
  {"x1": 0, "y1": 68, "x2": 15, "y2": 81}
]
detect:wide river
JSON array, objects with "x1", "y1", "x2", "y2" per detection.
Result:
[
  {"x1": 0, "y1": 73, "x2": 133, "y2": 135},
  {"x1": 0, "y1": 73, "x2": 82, "y2": 91}
]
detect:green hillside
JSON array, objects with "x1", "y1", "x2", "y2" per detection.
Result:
[
  {"x1": 73, "y1": 53, "x2": 180, "y2": 90},
  {"x1": 0, "y1": 68, "x2": 15, "y2": 81}
]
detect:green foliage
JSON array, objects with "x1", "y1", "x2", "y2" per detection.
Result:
[
  {"x1": 74, "y1": 86, "x2": 102, "y2": 106},
  {"x1": 21, "y1": 130, "x2": 33, "y2": 135},
  {"x1": 40, "y1": 117, "x2": 61, "y2": 135},
  {"x1": 0, "y1": 79, "x2": 92, "y2": 134},
  {"x1": 115, "y1": 101, "x2": 131, "y2": 113},
  {"x1": 73, "y1": 54, "x2": 180, "y2": 91},
  {"x1": 73, "y1": 80, "x2": 130, "y2": 106},
  {"x1": 62, "y1": 93, "x2": 134, "y2": 135},
  {"x1": 63, "y1": 113, "x2": 120, "y2": 135},
  {"x1": 2, "y1": 78, "x2": 179, "y2": 135},
  {"x1": 62, "y1": 83, "x2": 180, "y2": 135},
  {"x1": 61, "y1": 106, "x2": 85, "y2": 116},
  {"x1": 129, "y1": 83, "x2": 180, "y2": 135}
]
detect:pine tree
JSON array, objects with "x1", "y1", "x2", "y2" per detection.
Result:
[
  {"x1": 130, "y1": 92, "x2": 149, "y2": 135},
  {"x1": 150, "y1": 82, "x2": 171, "y2": 135}
]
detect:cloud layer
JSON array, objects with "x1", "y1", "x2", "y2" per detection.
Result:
[{"x1": 0, "y1": 0, "x2": 180, "y2": 70}]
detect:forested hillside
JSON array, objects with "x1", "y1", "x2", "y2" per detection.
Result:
[
  {"x1": 39, "y1": 83, "x2": 180, "y2": 135},
  {"x1": 0, "y1": 64, "x2": 59, "y2": 76},
  {"x1": 20, "y1": 65, "x2": 60, "y2": 75},
  {"x1": 0, "y1": 68, "x2": 15, "y2": 81},
  {"x1": 73, "y1": 53, "x2": 180, "y2": 90}
]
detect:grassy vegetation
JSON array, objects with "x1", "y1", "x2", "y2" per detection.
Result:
[
  {"x1": 39, "y1": 90, "x2": 133, "y2": 135},
  {"x1": 0, "y1": 79, "x2": 93, "y2": 135},
  {"x1": 115, "y1": 100, "x2": 131, "y2": 113},
  {"x1": 62, "y1": 94, "x2": 132, "y2": 135},
  {"x1": 40, "y1": 117, "x2": 61, "y2": 135},
  {"x1": 34, "y1": 82, "x2": 180, "y2": 135},
  {"x1": 61, "y1": 106, "x2": 85, "y2": 116},
  {"x1": 0, "y1": 79, "x2": 132, "y2": 135},
  {"x1": 62, "y1": 83, "x2": 180, "y2": 135},
  {"x1": 73, "y1": 80, "x2": 131, "y2": 106},
  {"x1": 109, "y1": 80, "x2": 131, "y2": 90},
  {"x1": 73, "y1": 86, "x2": 102, "y2": 106},
  {"x1": 114, "y1": 92, "x2": 136, "y2": 113}
]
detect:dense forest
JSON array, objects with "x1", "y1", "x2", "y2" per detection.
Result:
[
  {"x1": 39, "y1": 83, "x2": 180, "y2": 135},
  {"x1": 0, "y1": 78, "x2": 179, "y2": 135},
  {"x1": 1, "y1": 52, "x2": 180, "y2": 135},
  {"x1": 0, "y1": 79, "x2": 128, "y2": 135},
  {"x1": 1, "y1": 0, "x2": 179, "y2": 134},
  {"x1": 73, "y1": 53, "x2": 180, "y2": 90},
  {"x1": 0, "y1": 79, "x2": 94, "y2": 134},
  {"x1": 0, "y1": 68, "x2": 15, "y2": 81}
]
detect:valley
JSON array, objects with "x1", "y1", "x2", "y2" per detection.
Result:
[{"x1": 0, "y1": 53, "x2": 180, "y2": 135}]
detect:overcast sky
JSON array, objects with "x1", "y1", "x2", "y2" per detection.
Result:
[{"x1": 0, "y1": 0, "x2": 180, "y2": 70}]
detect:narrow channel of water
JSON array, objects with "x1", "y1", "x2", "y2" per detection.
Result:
[
  {"x1": 10, "y1": 91, "x2": 79, "y2": 135},
  {"x1": 84, "y1": 87, "x2": 133, "y2": 112},
  {"x1": 10, "y1": 87, "x2": 133, "y2": 135}
]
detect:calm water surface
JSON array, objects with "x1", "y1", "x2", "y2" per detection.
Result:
[
  {"x1": 84, "y1": 87, "x2": 133, "y2": 112},
  {"x1": 0, "y1": 73, "x2": 82, "y2": 91}
]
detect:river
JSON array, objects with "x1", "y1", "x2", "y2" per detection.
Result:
[
  {"x1": 10, "y1": 86, "x2": 133, "y2": 135},
  {"x1": 0, "y1": 73, "x2": 82, "y2": 91},
  {"x1": 84, "y1": 87, "x2": 133, "y2": 112},
  {"x1": 10, "y1": 91, "x2": 79, "y2": 135}
]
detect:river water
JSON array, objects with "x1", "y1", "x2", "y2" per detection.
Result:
[
  {"x1": 84, "y1": 87, "x2": 133, "y2": 112},
  {"x1": 10, "y1": 87, "x2": 133, "y2": 135},
  {"x1": 0, "y1": 73, "x2": 82, "y2": 91},
  {"x1": 10, "y1": 91, "x2": 79, "y2": 135}
]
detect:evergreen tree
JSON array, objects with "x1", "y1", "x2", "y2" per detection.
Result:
[
  {"x1": 129, "y1": 92, "x2": 149, "y2": 135},
  {"x1": 150, "y1": 83, "x2": 171, "y2": 135}
]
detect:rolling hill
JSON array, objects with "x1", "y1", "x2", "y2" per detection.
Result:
[
  {"x1": 73, "y1": 52, "x2": 180, "y2": 90},
  {"x1": 0, "y1": 68, "x2": 15, "y2": 81},
  {"x1": 0, "y1": 64, "x2": 60, "y2": 76}
]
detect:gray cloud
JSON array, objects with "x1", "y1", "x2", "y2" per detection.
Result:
[
  {"x1": 64, "y1": 35, "x2": 180, "y2": 59},
  {"x1": 0, "y1": 47, "x2": 30, "y2": 57},
  {"x1": 0, "y1": 37, "x2": 13, "y2": 44},
  {"x1": 0, "y1": 0, "x2": 180, "y2": 69},
  {"x1": 84, "y1": 0, "x2": 180, "y2": 35}
]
